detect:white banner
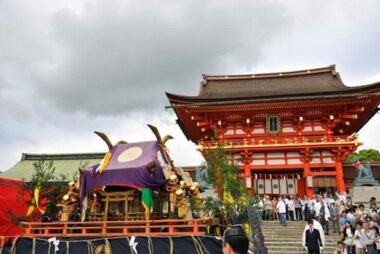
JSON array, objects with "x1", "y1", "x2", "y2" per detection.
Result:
[
  {"x1": 264, "y1": 179, "x2": 272, "y2": 194},
  {"x1": 287, "y1": 179, "x2": 296, "y2": 195},
  {"x1": 272, "y1": 178, "x2": 280, "y2": 194},
  {"x1": 257, "y1": 179, "x2": 265, "y2": 194},
  {"x1": 279, "y1": 178, "x2": 287, "y2": 194},
  {"x1": 255, "y1": 175, "x2": 298, "y2": 195}
]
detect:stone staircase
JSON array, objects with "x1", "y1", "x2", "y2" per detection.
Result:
[{"x1": 261, "y1": 221, "x2": 340, "y2": 254}]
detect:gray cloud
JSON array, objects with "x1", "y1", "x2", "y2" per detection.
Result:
[
  {"x1": 34, "y1": 0, "x2": 290, "y2": 115},
  {"x1": 257, "y1": 1, "x2": 380, "y2": 83},
  {"x1": 1, "y1": 0, "x2": 380, "y2": 171}
]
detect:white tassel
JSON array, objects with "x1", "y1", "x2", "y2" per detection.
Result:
[
  {"x1": 129, "y1": 236, "x2": 138, "y2": 253},
  {"x1": 48, "y1": 237, "x2": 60, "y2": 253}
]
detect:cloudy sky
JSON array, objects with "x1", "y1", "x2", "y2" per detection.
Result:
[{"x1": 1, "y1": 0, "x2": 380, "y2": 171}]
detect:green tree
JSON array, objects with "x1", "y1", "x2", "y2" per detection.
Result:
[
  {"x1": 14, "y1": 160, "x2": 68, "y2": 221},
  {"x1": 347, "y1": 148, "x2": 380, "y2": 162},
  {"x1": 9, "y1": 160, "x2": 89, "y2": 224},
  {"x1": 31, "y1": 160, "x2": 69, "y2": 216},
  {"x1": 203, "y1": 144, "x2": 250, "y2": 216}
]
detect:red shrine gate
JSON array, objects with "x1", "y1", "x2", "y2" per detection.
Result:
[{"x1": 166, "y1": 65, "x2": 380, "y2": 197}]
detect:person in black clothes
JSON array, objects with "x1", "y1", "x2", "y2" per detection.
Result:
[
  {"x1": 304, "y1": 220, "x2": 324, "y2": 254},
  {"x1": 222, "y1": 225, "x2": 249, "y2": 254}
]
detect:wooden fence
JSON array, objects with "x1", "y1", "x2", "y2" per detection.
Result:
[{"x1": 21, "y1": 218, "x2": 209, "y2": 237}]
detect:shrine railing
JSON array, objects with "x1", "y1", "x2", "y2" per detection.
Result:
[
  {"x1": 199, "y1": 135, "x2": 360, "y2": 149},
  {"x1": 21, "y1": 219, "x2": 209, "y2": 237}
]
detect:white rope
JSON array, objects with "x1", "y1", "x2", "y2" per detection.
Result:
[
  {"x1": 66, "y1": 241, "x2": 69, "y2": 254},
  {"x1": 31, "y1": 238, "x2": 36, "y2": 254},
  {"x1": 168, "y1": 236, "x2": 173, "y2": 254},
  {"x1": 196, "y1": 236, "x2": 210, "y2": 254}
]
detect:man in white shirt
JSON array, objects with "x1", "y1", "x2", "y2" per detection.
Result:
[
  {"x1": 288, "y1": 196, "x2": 295, "y2": 221},
  {"x1": 356, "y1": 204, "x2": 366, "y2": 221},
  {"x1": 276, "y1": 195, "x2": 287, "y2": 226},
  {"x1": 283, "y1": 196, "x2": 289, "y2": 220},
  {"x1": 354, "y1": 221, "x2": 364, "y2": 254},
  {"x1": 319, "y1": 200, "x2": 331, "y2": 235},
  {"x1": 362, "y1": 222, "x2": 376, "y2": 253},
  {"x1": 323, "y1": 192, "x2": 332, "y2": 207},
  {"x1": 314, "y1": 196, "x2": 322, "y2": 219},
  {"x1": 336, "y1": 190, "x2": 347, "y2": 205}
]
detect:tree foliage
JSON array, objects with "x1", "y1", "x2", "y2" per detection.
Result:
[
  {"x1": 9, "y1": 160, "x2": 90, "y2": 224},
  {"x1": 30, "y1": 160, "x2": 70, "y2": 216},
  {"x1": 347, "y1": 148, "x2": 380, "y2": 162},
  {"x1": 203, "y1": 144, "x2": 250, "y2": 216},
  {"x1": 11, "y1": 160, "x2": 68, "y2": 222}
]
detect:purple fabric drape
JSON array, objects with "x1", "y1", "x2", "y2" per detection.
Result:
[{"x1": 80, "y1": 141, "x2": 167, "y2": 201}]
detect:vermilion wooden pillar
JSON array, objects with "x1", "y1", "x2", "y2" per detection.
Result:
[
  {"x1": 297, "y1": 179, "x2": 306, "y2": 197},
  {"x1": 335, "y1": 160, "x2": 346, "y2": 192},
  {"x1": 244, "y1": 163, "x2": 250, "y2": 178},
  {"x1": 244, "y1": 162, "x2": 254, "y2": 195},
  {"x1": 303, "y1": 162, "x2": 314, "y2": 198}
]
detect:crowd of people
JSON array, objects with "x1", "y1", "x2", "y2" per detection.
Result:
[{"x1": 256, "y1": 191, "x2": 380, "y2": 253}]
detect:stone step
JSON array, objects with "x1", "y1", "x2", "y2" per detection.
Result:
[
  {"x1": 267, "y1": 249, "x2": 335, "y2": 252},
  {"x1": 265, "y1": 239, "x2": 338, "y2": 243},
  {"x1": 260, "y1": 220, "x2": 338, "y2": 254},
  {"x1": 262, "y1": 232, "x2": 340, "y2": 236},
  {"x1": 261, "y1": 224, "x2": 336, "y2": 227},
  {"x1": 261, "y1": 227, "x2": 335, "y2": 230},
  {"x1": 262, "y1": 229, "x2": 306, "y2": 232},
  {"x1": 261, "y1": 224, "x2": 307, "y2": 226},
  {"x1": 262, "y1": 227, "x2": 315, "y2": 230},
  {"x1": 265, "y1": 241, "x2": 336, "y2": 245},
  {"x1": 266, "y1": 246, "x2": 336, "y2": 250},
  {"x1": 266, "y1": 246, "x2": 335, "y2": 251},
  {"x1": 264, "y1": 235, "x2": 340, "y2": 240},
  {"x1": 265, "y1": 242, "x2": 338, "y2": 247},
  {"x1": 265, "y1": 236, "x2": 334, "y2": 240},
  {"x1": 262, "y1": 233, "x2": 340, "y2": 237},
  {"x1": 261, "y1": 225, "x2": 336, "y2": 229},
  {"x1": 267, "y1": 251, "x2": 326, "y2": 254},
  {"x1": 265, "y1": 240, "x2": 339, "y2": 244},
  {"x1": 262, "y1": 228, "x2": 319, "y2": 232},
  {"x1": 265, "y1": 239, "x2": 339, "y2": 244},
  {"x1": 262, "y1": 226, "x2": 307, "y2": 229},
  {"x1": 263, "y1": 232, "x2": 340, "y2": 235},
  {"x1": 261, "y1": 221, "x2": 336, "y2": 226},
  {"x1": 263, "y1": 232, "x2": 340, "y2": 236},
  {"x1": 262, "y1": 224, "x2": 307, "y2": 226}
]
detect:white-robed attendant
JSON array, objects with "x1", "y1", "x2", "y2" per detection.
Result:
[{"x1": 302, "y1": 219, "x2": 325, "y2": 253}]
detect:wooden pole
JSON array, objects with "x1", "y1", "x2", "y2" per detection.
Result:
[
  {"x1": 303, "y1": 162, "x2": 314, "y2": 198},
  {"x1": 335, "y1": 160, "x2": 346, "y2": 192}
]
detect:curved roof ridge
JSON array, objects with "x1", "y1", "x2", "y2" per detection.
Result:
[
  {"x1": 166, "y1": 65, "x2": 380, "y2": 103},
  {"x1": 202, "y1": 65, "x2": 336, "y2": 81}
]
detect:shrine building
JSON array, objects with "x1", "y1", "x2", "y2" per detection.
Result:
[{"x1": 166, "y1": 65, "x2": 380, "y2": 197}]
